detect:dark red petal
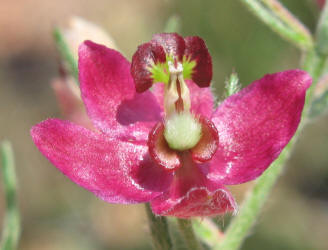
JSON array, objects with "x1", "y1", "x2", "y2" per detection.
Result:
[
  {"x1": 131, "y1": 43, "x2": 166, "y2": 93},
  {"x1": 151, "y1": 33, "x2": 185, "y2": 61},
  {"x1": 148, "y1": 122, "x2": 181, "y2": 171},
  {"x1": 150, "y1": 153, "x2": 237, "y2": 218},
  {"x1": 191, "y1": 117, "x2": 219, "y2": 162},
  {"x1": 210, "y1": 69, "x2": 312, "y2": 185},
  {"x1": 184, "y1": 36, "x2": 212, "y2": 87}
]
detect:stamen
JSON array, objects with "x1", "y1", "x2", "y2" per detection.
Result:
[{"x1": 164, "y1": 62, "x2": 191, "y2": 116}]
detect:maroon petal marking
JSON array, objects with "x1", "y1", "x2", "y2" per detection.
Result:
[
  {"x1": 131, "y1": 43, "x2": 166, "y2": 93},
  {"x1": 191, "y1": 117, "x2": 219, "y2": 163},
  {"x1": 151, "y1": 33, "x2": 185, "y2": 61},
  {"x1": 148, "y1": 122, "x2": 181, "y2": 171},
  {"x1": 184, "y1": 36, "x2": 212, "y2": 87}
]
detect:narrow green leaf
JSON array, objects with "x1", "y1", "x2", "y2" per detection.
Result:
[
  {"x1": 0, "y1": 141, "x2": 20, "y2": 250},
  {"x1": 53, "y1": 28, "x2": 79, "y2": 82},
  {"x1": 259, "y1": 0, "x2": 313, "y2": 46},
  {"x1": 240, "y1": 0, "x2": 313, "y2": 50},
  {"x1": 316, "y1": 1, "x2": 328, "y2": 55},
  {"x1": 192, "y1": 218, "x2": 224, "y2": 248},
  {"x1": 224, "y1": 72, "x2": 240, "y2": 97}
]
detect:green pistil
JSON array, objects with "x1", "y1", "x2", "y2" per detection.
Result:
[{"x1": 164, "y1": 112, "x2": 202, "y2": 151}]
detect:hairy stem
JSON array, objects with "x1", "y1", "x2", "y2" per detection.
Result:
[
  {"x1": 0, "y1": 141, "x2": 20, "y2": 250},
  {"x1": 240, "y1": 0, "x2": 313, "y2": 50},
  {"x1": 145, "y1": 204, "x2": 173, "y2": 250},
  {"x1": 177, "y1": 219, "x2": 204, "y2": 250},
  {"x1": 260, "y1": 0, "x2": 312, "y2": 42},
  {"x1": 192, "y1": 218, "x2": 224, "y2": 248},
  {"x1": 316, "y1": 1, "x2": 328, "y2": 55}
]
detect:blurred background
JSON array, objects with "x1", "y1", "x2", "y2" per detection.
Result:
[{"x1": 0, "y1": 0, "x2": 327, "y2": 249}]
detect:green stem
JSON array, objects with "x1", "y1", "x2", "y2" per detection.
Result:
[
  {"x1": 0, "y1": 141, "x2": 20, "y2": 250},
  {"x1": 145, "y1": 204, "x2": 173, "y2": 250},
  {"x1": 260, "y1": 0, "x2": 312, "y2": 42},
  {"x1": 192, "y1": 218, "x2": 224, "y2": 248},
  {"x1": 53, "y1": 28, "x2": 79, "y2": 82},
  {"x1": 177, "y1": 219, "x2": 203, "y2": 250},
  {"x1": 240, "y1": 0, "x2": 313, "y2": 50}
]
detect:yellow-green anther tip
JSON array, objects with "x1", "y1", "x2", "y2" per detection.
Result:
[{"x1": 164, "y1": 112, "x2": 202, "y2": 151}]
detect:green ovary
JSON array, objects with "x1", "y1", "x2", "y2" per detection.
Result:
[{"x1": 164, "y1": 112, "x2": 202, "y2": 151}]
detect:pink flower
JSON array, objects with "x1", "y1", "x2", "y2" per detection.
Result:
[{"x1": 31, "y1": 33, "x2": 311, "y2": 218}]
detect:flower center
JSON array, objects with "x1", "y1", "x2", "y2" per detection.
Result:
[{"x1": 162, "y1": 61, "x2": 203, "y2": 151}]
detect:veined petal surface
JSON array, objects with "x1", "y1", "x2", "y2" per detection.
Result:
[
  {"x1": 210, "y1": 70, "x2": 311, "y2": 185},
  {"x1": 31, "y1": 119, "x2": 160, "y2": 203}
]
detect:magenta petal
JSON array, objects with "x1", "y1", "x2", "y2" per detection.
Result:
[
  {"x1": 150, "y1": 153, "x2": 237, "y2": 218},
  {"x1": 79, "y1": 41, "x2": 161, "y2": 140},
  {"x1": 31, "y1": 119, "x2": 160, "y2": 204},
  {"x1": 152, "y1": 80, "x2": 214, "y2": 118},
  {"x1": 184, "y1": 36, "x2": 213, "y2": 88},
  {"x1": 210, "y1": 70, "x2": 312, "y2": 185}
]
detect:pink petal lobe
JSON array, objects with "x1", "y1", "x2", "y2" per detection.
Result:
[
  {"x1": 184, "y1": 36, "x2": 213, "y2": 88},
  {"x1": 152, "y1": 80, "x2": 214, "y2": 118},
  {"x1": 210, "y1": 70, "x2": 312, "y2": 185},
  {"x1": 150, "y1": 153, "x2": 237, "y2": 218},
  {"x1": 79, "y1": 40, "x2": 161, "y2": 140},
  {"x1": 31, "y1": 119, "x2": 160, "y2": 204}
]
